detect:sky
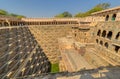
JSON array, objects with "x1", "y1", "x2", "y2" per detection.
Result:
[{"x1": 0, "y1": 0, "x2": 120, "y2": 18}]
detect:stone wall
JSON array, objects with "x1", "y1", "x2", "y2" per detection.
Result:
[
  {"x1": 29, "y1": 25, "x2": 72, "y2": 63},
  {"x1": 71, "y1": 26, "x2": 94, "y2": 43},
  {"x1": 57, "y1": 21, "x2": 120, "y2": 72},
  {"x1": 93, "y1": 21, "x2": 120, "y2": 65}
]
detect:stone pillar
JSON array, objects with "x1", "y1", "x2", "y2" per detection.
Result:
[
  {"x1": 116, "y1": 12, "x2": 120, "y2": 21},
  {"x1": 109, "y1": 14, "x2": 113, "y2": 21},
  {"x1": 6, "y1": 20, "x2": 10, "y2": 26}
]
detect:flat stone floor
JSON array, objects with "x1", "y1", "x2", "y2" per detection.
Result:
[{"x1": 64, "y1": 49, "x2": 94, "y2": 71}]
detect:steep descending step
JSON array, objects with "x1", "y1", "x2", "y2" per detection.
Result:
[{"x1": 90, "y1": 48, "x2": 120, "y2": 66}]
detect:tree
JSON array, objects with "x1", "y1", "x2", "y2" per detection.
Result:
[
  {"x1": 55, "y1": 11, "x2": 72, "y2": 18},
  {"x1": 10, "y1": 13, "x2": 26, "y2": 19},
  {"x1": 74, "y1": 3, "x2": 110, "y2": 17},
  {"x1": 0, "y1": 9, "x2": 8, "y2": 15},
  {"x1": 16, "y1": 15, "x2": 26, "y2": 19},
  {"x1": 10, "y1": 13, "x2": 18, "y2": 17},
  {"x1": 96, "y1": 3, "x2": 110, "y2": 10},
  {"x1": 0, "y1": 9, "x2": 26, "y2": 19},
  {"x1": 55, "y1": 14, "x2": 64, "y2": 18},
  {"x1": 62, "y1": 12, "x2": 72, "y2": 17},
  {"x1": 74, "y1": 12, "x2": 85, "y2": 17}
]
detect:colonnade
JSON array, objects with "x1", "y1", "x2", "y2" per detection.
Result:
[
  {"x1": 0, "y1": 19, "x2": 79, "y2": 26},
  {"x1": 0, "y1": 20, "x2": 25, "y2": 27},
  {"x1": 25, "y1": 21, "x2": 78, "y2": 25}
]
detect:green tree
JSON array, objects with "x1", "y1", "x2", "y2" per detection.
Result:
[
  {"x1": 74, "y1": 3, "x2": 110, "y2": 17},
  {"x1": 10, "y1": 13, "x2": 18, "y2": 17},
  {"x1": 0, "y1": 9, "x2": 26, "y2": 18},
  {"x1": 96, "y1": 3, "x2": 110, "y2": 10},
  {"x1": 16, "y1": 15, "x2": 26, "y2": 19},
  {"x1": 10, "y1": 13, "x2": 26, "y2": 19},
  {"x1": 0, "y1": 9, "x2": 8, "y2": 15},
  {"x1": 74, "y1": 12, "x2": 86, "y2": 17},
  {"x1": 55, "y1": 11, "x2": 72, "y2": 18},
  {"x1": 55, "y1": 14, "x2": 65, "y2": 18}
]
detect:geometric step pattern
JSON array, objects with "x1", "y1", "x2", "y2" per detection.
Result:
[{"x1": 0, "y1": 26, "x2": 51, "y2": 79}]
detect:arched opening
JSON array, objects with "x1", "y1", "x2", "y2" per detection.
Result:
[
  {"x1": 97, "y1": 30, "x2": 101, "y2": 36},
  {"x1": 107, "y1": 31, "x2": 113, "y2": 39},
  {"x1": 115, "y1": 46, "x2": 120, "y2": 53},
  {"x1": 75, "y1": 33, "x2": 76, "y2": 37},
  {"x1": 112, "y1": 14, "x2": 116, "y2": 21},
  {"x1": 102, "y1": 30, "x2": 106, "y2": 37},
  {"x1": 96, "y1": 39, "x2": 99, "y2": 43},
  {"x1": 0, "y1": 23, "x2": 2, "y2": 26},
  {"x1": 100, "y1": 40, "x2": 103, "y2": 45},
  {"x1": 10, "y1": 22, "x2": 13, "y2": 26},
  {"x1": 4, "y1": 22, "x2": 9, "y2": 26},
  {"x1": 115, "y1": 32, "x2": 120, "y2": 40},
  {"x1": 105, "y1": 15, "x2": 109, "y2": 21},
  {"x1": 104, "y1": 42, "x2": 109, "y2": 48}
]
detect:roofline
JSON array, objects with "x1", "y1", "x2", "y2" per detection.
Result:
[{"x1": 91, "y1": 6, "x2": 120, "y2": 15}]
